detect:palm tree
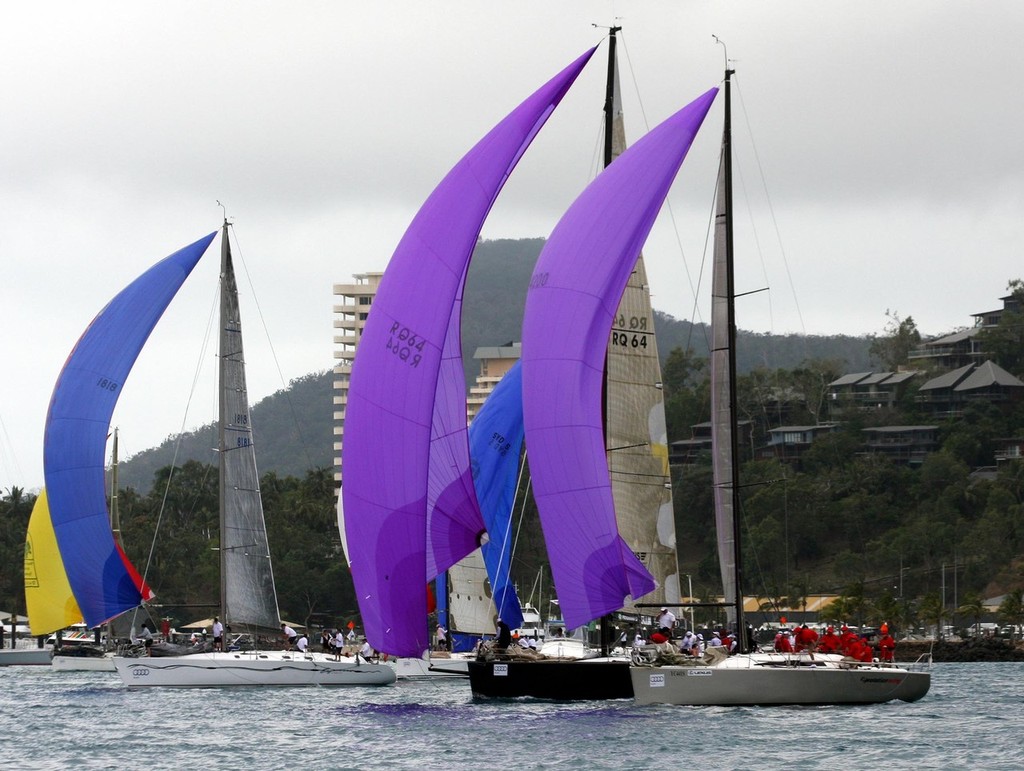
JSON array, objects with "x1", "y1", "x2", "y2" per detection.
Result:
[
  {"x1": 957, "y1": 592, "x2": 986, "y2": 638},
  {"x1": 997, "y1": 589, "x2": 1024, "y2": 643},
  {"x1": 819, "y1": 596, "x2": 852, "y2": 627},
  {"x1": 873, "y1": 591, "x2": 901, "y2": 634},
  {"x1": 918, "y1": 592, "x2": 945, "y2": 640},
  {"x1": 784, "y1": 577, "x2": 810, "y2": 623},
  {"x1": 843, "y1": 581, "x2": 871, "y2": 628}
]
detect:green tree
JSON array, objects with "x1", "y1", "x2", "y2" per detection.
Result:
[
  {"x1": 957, "y1": 591, "x2": 986, "y2": 637},
  {"x1": 918, "y1": 592, "x2": 946, "y2": 639},
  {"x1": 977, "y1": 280, "x2": 1024, "y2": 375},
  {"x1": 997, "y1": 589, "x2": 1024, "y2": 643},
  {"x1": 1, "y1": 487, "x2": 36, "y2": 613},
  {"x1": 662, "y1": 347, "x2": 709, "y2": 445},
  {"x1": 873, "y1": 591, "x2": 901, "y2": 631},
  {"x1": 868, "y1": 310, "x2": 921, "y2": 370}
]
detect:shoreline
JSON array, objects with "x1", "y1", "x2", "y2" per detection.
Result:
[{"x1": 896, "y1": 638, "x2": 1024, "y2": 662}]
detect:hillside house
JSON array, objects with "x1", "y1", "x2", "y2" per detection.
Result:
[
  {"x1": 915, "y1": 360, "x2": 1024, "y2": 418},
  {"x1": 754, "y1": 424, "x2": 838, "y2": 468},
  {"x1": 827, "y1": 371, "x2": 919, "y2": 418},
  {"x1": 860, "y1": 426, "x2": 938, "y2": 466},
  {"x1": 669, "y1": 420, "x2": 752, "y2": 466}
]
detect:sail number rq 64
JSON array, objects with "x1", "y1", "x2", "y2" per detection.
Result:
[{"x1": 386, "y1": 322, "x2": 425, "y2": 368}]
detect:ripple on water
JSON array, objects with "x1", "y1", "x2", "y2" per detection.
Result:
[{"x1": 1, "y1": 663, "x2": 1022, "y2": 769}]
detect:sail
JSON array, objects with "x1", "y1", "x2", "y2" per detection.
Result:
[
  {"x1": 710, "y1": 145, "x2": 738, "y2": 624},
  {"x1": 603, "y1": 37, "x2": 680, "y2": 612},
  {"x1": 467, "y1": 360, "x2": 525, "y2": 630},
  {"x1": 522, "y1": 88, "x2": 718, "y2": 631},
  {"x1": 446, "y1": 550, "x2": 497, "y2": 637},
  {"x1": 219, "y1": 227, "x2": 281, "y2": 633},
  {"x1": 342, "y1": 48, "x2": 595, "y2": 657},
  {"x1": 24, "y1": 489, "x2": 82, "y2": 635},
  {"x1": 44, "y1": 233, "x2": 215, "y2": 628}
]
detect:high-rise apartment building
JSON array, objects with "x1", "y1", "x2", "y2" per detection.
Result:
[
  {"x1": 332, "y1": 272, "x2": 383, "y2": 486},
  {"x1": 466, "y1": 341, "x2": 521, "y2": 423}
]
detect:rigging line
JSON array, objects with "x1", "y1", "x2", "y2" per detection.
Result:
[
  {"x1": 733, "y1": 75, "x2": 806, "y2": 338},
  {"x1": 728, "y1": 77, "x2": 791, "y2": 432},
  {"x1": 493, "y1": 447, "x2": 530, "y2": 613},
  {"x1": 228, "y1": 225, "x2": 319, "y2": 476},
  {"x1": 739, "y1": 468, "x2": 789, "y2": 611},
  {"x1": 619, "y1": 29, "x2": 702, "y2": 327},
  {"x1": 0, "y1": 411, "x2": 24, "y2": 482},
  {"x1": 138, "y1": 275, "x2": 220, "y2": 591},
  {"x1": 509, "y1": 471, "x2": 534, "y2": 580},
  {"x1": 687, "y1": 146, "x2": 722, "y2": 359}
]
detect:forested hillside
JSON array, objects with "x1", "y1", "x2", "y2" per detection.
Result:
[
  {"x1": 118, "y1": 237, "x2": 873, "y2": 491},
  {"x1": 10, "y1": 238, "x2": 1022, "y2": 635},
  {"x1": 118, "y1": 371, "x2": 333, "y2": 492}
]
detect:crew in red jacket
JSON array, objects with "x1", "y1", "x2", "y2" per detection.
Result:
[
  {"x1": 839, "y1": 624, "x2": 857, "y2": 654},
  {"x1": 794, "y1": 623, "x2": 819, "y2": 654},
  {"x1": 848, "y1": 636, "x2": 874, "y2": 663},
  {"x1": 774, "y1": 629, "x2": 794, "y2": 653},
  {"x1": 877, "y1": 626, "x2": 896, "y2": 662},
  {"x1": 818, "y1": 626, "x2": 842, "y2": 654}
]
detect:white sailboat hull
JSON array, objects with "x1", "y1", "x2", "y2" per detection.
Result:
[
  {"x1": 113, "y1": 651, "x2": 396, "y2": 688},
  {"x1": 52, "y1": 653, "x2": 116, "y2": 672},
  {"x1": 0, "y1": 648, "x2": 52, "y2": 666},
  {"x1": 630, "y1": 654, "x2": 931, "y2": 705},
  {"x1": 393, "y1": 653, "x2": 472, "y2": 679}
]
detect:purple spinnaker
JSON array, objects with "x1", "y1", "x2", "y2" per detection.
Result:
[
  {"x1": 342, "y1": 48, "x2": 596, "y2": 658},
  {"x1": 522, "y1": 87, "x2": 718, "y2": 631}
]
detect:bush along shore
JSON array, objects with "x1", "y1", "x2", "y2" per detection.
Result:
[{"x1": 897, "y1": 637, "x2": 1024, "y2": 662}]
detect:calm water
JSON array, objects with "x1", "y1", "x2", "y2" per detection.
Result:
[{"x1": 0, "y1": 663, "x2": 1021, "y2": 769}]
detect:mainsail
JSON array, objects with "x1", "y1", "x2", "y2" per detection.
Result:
[
  {"x1": 342, "y1": 48, "x2": 596, "y2": 657},
  {"x1": 44, "y1": 234, "x2": 215, "y2": 627},
  {"x1": 710, "y1": 70, "x2": 744, "y2": 631},
  {"x1": 710, "y1": 147, "x2": 739, "y2": 626},
  {"x1": 603, "y1": 29, "x2": 680, "y2": 612},
  {"x1": 218, "y1": 224, "x2": 280, "y2": 633},
  {"x1": 521, "y1": 88, "x2": 718, "y2": 631}
]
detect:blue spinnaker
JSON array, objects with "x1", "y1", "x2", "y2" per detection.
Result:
[
  {"x1": 44, "y1": 233, "x2": 216, "y2": 627},
  {"x1": 468, "y1": 361, "x2": 525, "y2": 630}
]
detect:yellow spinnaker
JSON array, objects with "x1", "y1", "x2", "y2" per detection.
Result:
[{"x1": 25, "y1": 489, "x2": 83, "y2": 635}]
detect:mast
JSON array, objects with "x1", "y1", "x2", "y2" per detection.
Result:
[
  {"x1": 598, "y1": 24, "x2": 621, "y2": 657},
  {"x1": 217, "y1": 220, "x2": 229, "y2": 626},
  {"x1": 602, "y1": 26, "x2": 621, "y2": 167},
  {"x1": 109, "y1": 428, "x2": 120, "y2": 649},
  {"x1": 721, "y1": 67, "x2": 747, "y2": 650},
  {"x1": 599, "y1": 24, "x2": 682, "y2": 648}
]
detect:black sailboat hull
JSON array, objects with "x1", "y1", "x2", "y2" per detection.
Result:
[{"x1": 467, "y1": 659, "x2": 633, "y2": 700}]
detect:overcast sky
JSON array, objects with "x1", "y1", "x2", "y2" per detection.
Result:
[{"x1": 2, "y1": 1, "x2": 1022, "y2": 489}]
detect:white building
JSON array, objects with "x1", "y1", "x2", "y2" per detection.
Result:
[{"x1": 332, "y1": 272, "x2": 383, "y2": 486}]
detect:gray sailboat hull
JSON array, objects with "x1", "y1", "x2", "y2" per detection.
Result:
[{"x1": 630, "y1": 658, "x2": 930, "y2": 705}]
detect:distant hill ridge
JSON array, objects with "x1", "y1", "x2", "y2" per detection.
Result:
[{"x1": 118, "y1": 237, "x2": 872, "y2": 492}]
